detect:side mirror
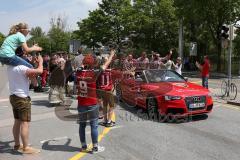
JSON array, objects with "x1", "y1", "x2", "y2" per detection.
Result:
[{"x1": 184, "y1": 77, "x2": 188, "y2": 82}]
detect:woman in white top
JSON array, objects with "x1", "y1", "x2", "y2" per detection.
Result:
[
  {"x1": 173, "y1": 57, "x2": 182, "y2": 75},
  {"x1": 161, "y1": 52, "x2": 173, "y2": 70}
]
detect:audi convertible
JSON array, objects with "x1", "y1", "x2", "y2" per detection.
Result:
[{"x1": 116, "y1": 69, "x2": 213, "y2": 118}]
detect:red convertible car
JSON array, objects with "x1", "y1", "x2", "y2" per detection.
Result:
[{"x1": 115, "y1": 69, "x2": 213, "y2": 119}]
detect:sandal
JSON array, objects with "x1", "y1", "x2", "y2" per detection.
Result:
[
  {"x1": 13, "y1": 144, "x2": 23, "y2": 151},
  {"x1": 22, "y1": 147, "x2": 41, "y2": 154}
]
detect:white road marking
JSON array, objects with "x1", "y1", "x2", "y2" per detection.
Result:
[{"x1": 0, "y1": 105, "x2": 8, "y2": 108}]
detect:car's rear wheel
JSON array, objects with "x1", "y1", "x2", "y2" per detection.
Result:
[{"x1": 147, "y1": 97, "x2": 159, "y2": 121}]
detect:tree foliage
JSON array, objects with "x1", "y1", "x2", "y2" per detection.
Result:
[
  {"x1": 74, "y1": 0, "x2": 178, "y2": 55},
  {"x1": 174, "y1": 0, "x2": 240, "y2": 71},
  {"x1": 0, "y1": 32, "x2": 5, "y2": 46},
  {"x1": 28, "y1": 15, "x2": 71, "y2": 54}
]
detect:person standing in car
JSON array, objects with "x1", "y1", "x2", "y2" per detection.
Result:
[{"x1": 173, "y1": 57, "x2": 182, "y2": 75}]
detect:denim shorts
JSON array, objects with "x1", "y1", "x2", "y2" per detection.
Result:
[
  {"x1": 78, "y1": 105, "x2": 99, "y2": 122},
  {"x1": 0, "y1": 55, "x2": 33, "y2": 68}
]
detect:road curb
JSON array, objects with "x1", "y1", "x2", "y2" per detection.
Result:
[{"x1": 227, "y1": 101, "x2": 240, "y2": 107}]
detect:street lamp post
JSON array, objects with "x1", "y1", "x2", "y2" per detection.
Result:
[
  {"x1": 178, "y1": 18, "x2": 184, "y2": 61},
  {"x1": 227, "y1": 24, "x2": 233, "y2": 96}
]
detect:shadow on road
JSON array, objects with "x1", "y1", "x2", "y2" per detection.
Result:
[
  {"x1": 116, "y1": 99, "x2": 209, "y2": 124},
  {"x1": 0, "y1": 140, "x2": 22, "y2": 155},
  {"x1": 42, "y1": 138, "x2": 79, "y2": 152},
  {"x1": 31, "y1": 100, "x2": 52, "y2": 107}
]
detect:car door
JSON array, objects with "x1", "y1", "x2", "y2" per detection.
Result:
[
  {"x1": 121, "y1": 77, "x2": 136, "y2": 104},
  {"x1": 131, "y1": 72, "x2": 148, "y2": 107}
]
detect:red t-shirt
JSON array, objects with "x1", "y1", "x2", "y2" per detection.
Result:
[
  {"x1": 97, "y1": 69, "x2": 113, "y2": 91},
  {"x1": 202, "y1": 60, "x2": 210, "y2": 77},
  {"x1": 76, "y1": 69, "x2": 102, "y2": 106}
]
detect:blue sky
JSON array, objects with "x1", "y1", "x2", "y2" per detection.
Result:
[{"x1": 0, "y1": 0, "x2": 101, "y2": 35}]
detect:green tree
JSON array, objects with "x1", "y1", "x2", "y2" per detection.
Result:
[
  {"x1": 28, "y1": 26, "x2": 52, "y2": 54},
  {"x1": 99, "y1": 0, "x2": 132, "y2": 42},
  {"x1": 48, "y1": 16, "x2": 71, "y2": 53},
  {"x1": 174, "y1": 0, "x2": 240, "y2": 71},
  {"x1": 233, "y1": 28, "x2": 240, "y2": 57},
  {"x1": 30, "y1": 26, "x2": 45, "y2": 38},
  {"x1": 75, "y1": 0, "x2": 131, "y2": 50},
  {"x1": 75, "y1": 0, "x2": 178, "y2": 55},
  {"x1": 0, "y1": 32, "x2": 5, "y2": 46},
  {"x1": 75, "y1": 9, "x2": 111, "y2": 49},
  {"x1": 131, "y1": 0, "x2": 178, "y2": 54}
]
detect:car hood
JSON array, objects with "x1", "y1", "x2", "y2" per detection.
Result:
[
  {"x1": 170, "y1": 82, "x2": 209, "y2": 96},
  {"x1": 145, "y1": 82, "x2": 209, "y2": 97}
]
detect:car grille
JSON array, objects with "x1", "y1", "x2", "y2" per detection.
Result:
[{"x1": 185, "y1": 96, "x2": 206, "y2": 111}]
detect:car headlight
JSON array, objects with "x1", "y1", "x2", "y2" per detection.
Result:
[{"x1": 164, "y1": 95, "x2": 182, "y2": 101}]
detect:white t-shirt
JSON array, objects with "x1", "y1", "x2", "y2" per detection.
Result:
[
  {"x1": 175, "y1": 64, "x2": 182, "y2": 75},
  {"x1": 73, "y1": 54, "x2": 84, "y2": 68},
  {"x1": 164, "y1": 60, "x2": 173, "y2": 70},
  {"x1": 7, "y1": 65, "x2": 30, "y2": 98}
]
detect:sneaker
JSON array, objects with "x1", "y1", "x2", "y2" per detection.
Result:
[
  {"x1": 80, "y1": 145, "x2": 88, "y2": 152},
  {"x1": 98, "y1": 121, "x2": 107, "y2": 126},
  {"x1": 105, "y1": 121, "x2": 116, "y2": 128},
  {"x1": 91, "y1": 146, "x2": 105, "y2": 154},
  {"x1": 22, "y1": 147, "x2": 41, "y2": 154}
]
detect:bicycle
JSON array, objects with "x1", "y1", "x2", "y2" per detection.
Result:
[{"x1": 220, "y1": 79, "x2": 237, "y2": 100}]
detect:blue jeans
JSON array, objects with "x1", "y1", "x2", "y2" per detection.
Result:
[
  {"x1": 78, "y1": 105, "x2": 99, "y2": 146},
  {"x1": 202, "y1": 77, "x2": 208, "y2": 89},
  {"x1": 0, "y1": 55, "x2": 33, "y2": 68}
]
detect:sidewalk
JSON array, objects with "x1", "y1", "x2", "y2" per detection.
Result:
[
  {"x1": 208, "y1": 79, "x2": 240, "y2": 106},
  {"x1": 185, "y1": 70, "x2": 240, "y2": 106},
  {"x1": 182, "y1": 70, "x2": 240, "y2": 79},
  {"x1": 189, "y1": 75, "x2": 240, "y2": 107},
  {"x1": 0, "y1": 66, "x2": 10, "y2": 98}
]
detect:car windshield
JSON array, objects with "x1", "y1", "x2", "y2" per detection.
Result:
[{"x1": 144, "y1": 70, "x2": 185, "y2": 83}]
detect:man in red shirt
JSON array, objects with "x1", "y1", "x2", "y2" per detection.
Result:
[
  {"x1": 196, "y1": 55, "x2": 210, "y2": 89},
  {"x1": 76, "y1": 50, "x2": 115, "y2": 153}
]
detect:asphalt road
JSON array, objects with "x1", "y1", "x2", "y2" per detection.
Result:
[{"x1": 0, "y1": 66, "x2": 240, "y2": 160}]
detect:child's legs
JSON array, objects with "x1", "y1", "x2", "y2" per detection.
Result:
[{"x1": 1, "y1": 56, "x2": 33, "y2": 68}]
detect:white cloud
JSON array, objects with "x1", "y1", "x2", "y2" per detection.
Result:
[{"x1": 0, "y1": 0, "x2": 101, "y2": 35}]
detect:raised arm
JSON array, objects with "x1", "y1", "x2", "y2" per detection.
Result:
[
  {"x1": 25, "y1": 55, "x2": 43, "y2": 77},
  {"x1": 102, "y1": 50, "x2": 116, "y2": 70},
  {"x1": 195, "y1": 61, "x2": 203, "y2": 71},
  {"x1": 21, "y1": 42, "x2": 42, "y2": 53}
]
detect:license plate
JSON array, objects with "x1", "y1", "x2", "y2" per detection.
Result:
[{"x1": 189, "y1": 103, "x2": 205, "y2": 109}]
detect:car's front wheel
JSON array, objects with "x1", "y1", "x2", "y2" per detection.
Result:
[{"x1": 147, "y1": 97, "x2": 159, "y2": 121}]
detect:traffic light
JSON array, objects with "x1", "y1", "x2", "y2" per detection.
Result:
[{"x1": 221, "y1": 25, "x2": 229, "y2": 39}]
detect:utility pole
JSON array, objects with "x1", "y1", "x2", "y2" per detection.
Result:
[
  {"x1": 227, "y1": 24, "x2": 233, "y2": 96},
  {"x1": 228, "y1": 25, "x2": 233, "y2": 79},
  {"x1": 178, "y1": 18, "x2": 183, "y2": 60}
]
